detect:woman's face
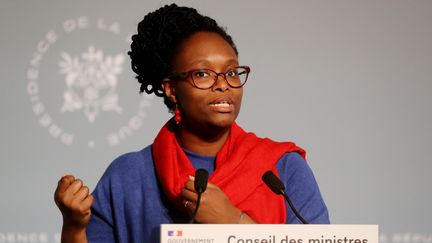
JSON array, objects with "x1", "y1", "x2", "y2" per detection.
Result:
[{"x1": 166, "y1": 32, "x2": 243, "y2": 130}]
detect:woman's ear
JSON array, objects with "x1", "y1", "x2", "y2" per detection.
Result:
[{"x1": 161, "y1": 78, "x2": 177, "y2": 103}]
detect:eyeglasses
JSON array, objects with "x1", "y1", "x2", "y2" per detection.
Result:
[{"x1": 169, "y1": 66, "x2": 250, "y2": 90}]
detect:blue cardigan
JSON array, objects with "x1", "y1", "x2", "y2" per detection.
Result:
[{"x1": 87, "y1": 145, "x2": 329, "y2": 242}]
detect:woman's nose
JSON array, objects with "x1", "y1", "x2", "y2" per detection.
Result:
[{"x1": 211, "y1": 73, "x2": 230, "y2": 91}]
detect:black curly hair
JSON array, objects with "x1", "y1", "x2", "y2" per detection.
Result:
[{"x1": 128, "y1": 3, "x2": 238, "y2": 111}]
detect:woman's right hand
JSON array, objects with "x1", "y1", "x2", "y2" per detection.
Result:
[{"x1": 54, "y1": 175, "x2": 94, "y2": 229}]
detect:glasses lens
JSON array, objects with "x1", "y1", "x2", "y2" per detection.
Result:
[
  {"x1": 226, "y1": 67, "x2": 248, "y2": 87},
  {"x1": 191, "y1": 70, "x2": 215, "y2": 89}
]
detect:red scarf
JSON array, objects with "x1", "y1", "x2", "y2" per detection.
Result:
[{"x1": 152, "y1": 120, "x2": 306, "y2": 223}]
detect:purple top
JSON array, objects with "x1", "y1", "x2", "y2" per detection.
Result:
[{"x1": 87, "y1": 145, "x2": 329, "y2": 242}]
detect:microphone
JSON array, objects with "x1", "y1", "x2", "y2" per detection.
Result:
[
  {"x1": 194, "y1": 168, "x2": 209, "y2": 193},
  {"x1": 262, "y1": 171, "x2": 309, "y2": 224},
  {"x1": 189, "y1": 169, "x2": 209, "y2": 223}
]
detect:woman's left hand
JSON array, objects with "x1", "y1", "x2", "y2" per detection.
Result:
[{"x1": 181, "y1": 176, "x2": 242, "y2": 224}]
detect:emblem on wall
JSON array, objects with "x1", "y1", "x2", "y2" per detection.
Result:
[
  {"x1": 59, "y1": 46, "x2": 125, "y2": 123},
  {"x1": 26, "y1": 16, "x2": 153, "y2": 148}
]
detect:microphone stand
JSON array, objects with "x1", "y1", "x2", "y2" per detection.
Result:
[{"x1": 280, "y1": 189, "x2": 309, "y2": 224}]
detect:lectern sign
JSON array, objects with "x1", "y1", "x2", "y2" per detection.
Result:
[{"x1": 160, "y1": 224, "x2": 378, "y2": 243}]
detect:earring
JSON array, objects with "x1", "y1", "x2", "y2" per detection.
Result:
[{"x1": 174, "y1": 104, "x2": 181, "y2": 124}]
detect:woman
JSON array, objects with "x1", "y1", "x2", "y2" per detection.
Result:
[{"x1": 54, "y1": 4, "x2": 329, "y2": 243}]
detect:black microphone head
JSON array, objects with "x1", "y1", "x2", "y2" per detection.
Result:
[
  {"x1": 262, "y1": 170, "x2": 285, "y2": 195},
  {"x1": 194, "y1": 169, "x2": 209, "y2": 193}
]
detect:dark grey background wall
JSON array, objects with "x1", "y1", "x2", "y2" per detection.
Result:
[{"x1": 1, "y1": 1, "x2": 431, "y2": 242}]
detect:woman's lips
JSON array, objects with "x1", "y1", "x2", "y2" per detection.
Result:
[{"x1": 209, "y1": 98, "x2": 234, "y2": 112}]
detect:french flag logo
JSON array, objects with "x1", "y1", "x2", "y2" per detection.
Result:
[{"x1": 168, "y1": 230, "x2": 183, "y2": 236}]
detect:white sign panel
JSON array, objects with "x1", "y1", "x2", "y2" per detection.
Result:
[{"x1": 161, "y1": 224, "x2": 378, "y2": 243}]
